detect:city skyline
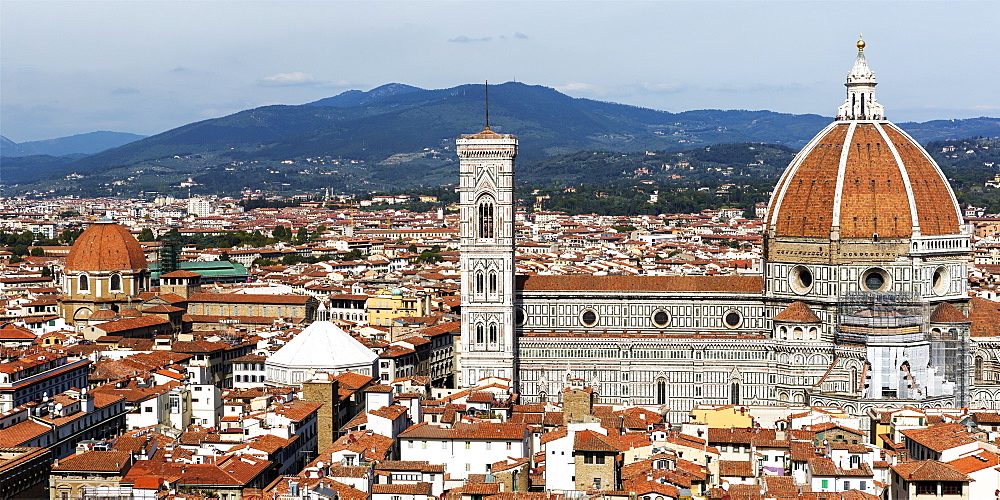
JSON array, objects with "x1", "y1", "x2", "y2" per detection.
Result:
[{"x1": 3, "y1": 1, "x2": 999, "y2": 143}]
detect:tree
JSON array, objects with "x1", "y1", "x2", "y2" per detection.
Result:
[
  {"x1": 11, "y1": 244, "x2": 29, "y2": 256},
  {"x1": 343, "y1": 249, "x2": 363, "y2": 261},
  {"x1": 220, "y1": 251, "x2": 230, "y2": 262},
  {"x1": 280, "y1": 254, "x2": 303, "y2": 265},
  {"x1": 41, "y1": 266, "x2": 52, "y2": 277},
  {"x1": 407, "y1": 244, "x2": 418, "y2": 253},
  {"x1": 29, "y1": 247, "x2": 46, "y2": 257},
  {"x1": 296, "y1": 227, "x2": 309, "y2": 244},
  {"x1": 58, "y1": 228, "x2": 84, "y2": 245},
  {"x1": 415, "y1": 249, "x2": 443, "y2": 264},
  {"x1": 158, "y1": 228, "x2": 181, "y2": 242},
  {"x1": 138, "y1": 228, "x2": 155, "y2": 241}
]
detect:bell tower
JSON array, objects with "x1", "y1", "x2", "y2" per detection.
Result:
[{"x1": 457, "y1": 110, "x2": 518, "y2": 388}]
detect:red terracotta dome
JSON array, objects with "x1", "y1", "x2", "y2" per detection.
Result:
[
  {"x1": 767, "y1": 121, "x2": 961, "y2": 240},
  {"x1": 766, "y1": 40, "x2": 962, "y2": 243},
  {"x1": 65, "y1": 221, "x2": 148, "y2": 272}
]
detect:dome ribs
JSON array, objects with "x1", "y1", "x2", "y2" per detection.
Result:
[
  {"x1": 65, "y1": 222, "x2": 148, "y2": 272},
  {"x1": 882, "y1": 125, "x2": 961, "y2": 236},
  {"x1": 840, "y1": 124, "x2": 910, "y2": 239},
  {"x1": 773, "y1": 124, "x2": 848, "y2": 238}
]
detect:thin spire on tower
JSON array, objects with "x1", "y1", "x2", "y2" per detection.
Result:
[{"x1": 485, "y1": 80, "x2": 490, "y2": 130}]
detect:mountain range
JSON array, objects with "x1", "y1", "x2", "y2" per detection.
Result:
[
  {"x1": 2, "y1": 82, "x2": 998, "y2": 194},
  {"x1": 1, "y1": 131, "x2": 147, "y2": 158}
]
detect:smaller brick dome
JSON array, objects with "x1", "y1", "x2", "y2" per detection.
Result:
[{"x1": 65, "y1": 221, "x2": 147, "y2": 272}]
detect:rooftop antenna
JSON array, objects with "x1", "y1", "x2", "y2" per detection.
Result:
[{"x1": 485, "y1": 80, "x2": 490, "y2": 130}]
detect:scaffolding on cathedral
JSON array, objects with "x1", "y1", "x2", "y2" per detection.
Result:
[{"x1": 835, "y1": 291, "x2": 925, "y2": 345}]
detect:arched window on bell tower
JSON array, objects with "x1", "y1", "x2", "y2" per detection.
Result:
[
  {"x1": 476, "y1": 324, "x2": 484, "y2": 345},
  {"x1": 477, "y1": 196, "x2": 495, "y2": 239},
  {"x1": 731, "y1": 382, "x2": 741, "y2": 405},
  {"x1": 475, "y1": 272, "x2": 484, "y2": 294},
  {"x1": 489, "y1": 271, "x2": 497, "y2": 295},
  {"x1": 655, "y1": 377, "x2": 667, "y2": 405},
  {"x1": 489, "y1": 323, "x2": 498, "y2": 345}
]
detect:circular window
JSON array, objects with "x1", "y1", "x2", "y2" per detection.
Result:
[
  {"x1": 862, "y1": 268, "x2": 889, "y2": 291},
  {"x1": 515, "y1": 307, "x2": 526, "y2": 326},
  {"x1": 932, "y1": 266, "x2": 949, "y2": 296},
  {"x1": 789, "y1": 265, "x2": 814, "y2": 294},
  {"x1": 580, "y1": 309, "x2": 598, "y2": 327},
  {"x1": 652, "y1": 310, "x2": 671, "y2": 328},
  {"x1": 723, "y1": 310, "x2": 742, "y2": 329}
]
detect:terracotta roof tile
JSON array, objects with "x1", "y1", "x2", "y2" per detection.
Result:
[
  {"x1": 969, "y1": 297, "x2": 1000, "y2": 337},
  {"x1": 573, "y1": 429, "x2": 623, "y2": 452},
  {"x1": 900, "y1": 423, "x2": 977, "y2": 452},
  {"x1": 947, "y1": 450, "x2": 1000, "y2": 474},
  {"x1": 0, "y1": 419, "x2": 50, "y2": 446},
  {"x1": 188, "y1": 292, "x2": 310, "y2": 305},
  {"x1": 53, "y1": 450, "x2": 133, "y2": 472},
  {"x1": 399, "y1": 421, "x2": 528, "y2": 441},
  {"x1": 930, "y1": 302, "x2": 970, "y2": 323},
  {"x1": 773, "y1": 301, "x2": 822, "y2": 323},
  {"x1": 891, "y1": 459, "x2": 971, "y2": 482},
  {"x1": 376, "y1": 460, "x2": 446, "y2": 473},
  {"x1": 372, "y1": 482, "x2": 433, "y2": 495},
  {"x1": 65, "y1": 222, "x2": 147, "y2": 272},
  {"x1": 719, "y1": 460, "x2": 754, "y2": 477},
  {"x1": 94, "y1": 315, "x2": 170, "y2": 334}
]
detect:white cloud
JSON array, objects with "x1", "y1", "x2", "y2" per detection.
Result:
[
  {"x1": 258, "y1": 71, "x2": 318, "y2": 87},
  {"x1": 554, "y1": 82, "x2": 607, "y2": 96},
  {"x1": 448, "y1": 35, "x2": 492, "y2": 43}
]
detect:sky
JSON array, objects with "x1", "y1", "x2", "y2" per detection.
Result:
[{"x1": 2, "y1": 1, "x2": 999, "y2": 143}]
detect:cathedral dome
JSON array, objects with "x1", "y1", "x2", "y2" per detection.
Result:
[
  {"x1": 65, "y1": 220, "x2": 148, "y2": 272},
  {"x1": 766, "y1": 121, "x2": 961, "y2": 240},
  {"x1": 766, "y1": 40, "x2": 962, "y2": 251}
]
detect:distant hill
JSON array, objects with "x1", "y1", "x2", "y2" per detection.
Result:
[
  {"x1": 0, "y1": 155, "x2": 80, "y2": 185},
  {"x1": 306, "y1": 83, "x2": 424, "y2": 108},
  {"x1": 4, "y1": 82, "x2": 998, "y2": 194},
  {"x1": 0, "y1": 131, "x2": 146, "y2": 158}
]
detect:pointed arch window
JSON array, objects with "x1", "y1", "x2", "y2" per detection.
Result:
[
  {"x1": 975, "y1": 356, "x2": 984, "y2": 383},
  {"x1": 489, "y1": 271, "x2": 497, "y2": 294},
  {"x1": 476, "y1": 324, "x2": 484, "y2": 344},
  {"x1": 475, "y1": 272, "x2": 484, "y2": 294},
  {"x1": 477, "y1": 196, "x2": 495, "y2": 239},
  {"x1": 109, "y1": 274, "x2": 123, "y2": 292},
  {"x1": 489, "y1": 323, "x2": 498, "y2": 344},
  {"x1": 78, "y1": 274, "x2": 90, "y2": 292},
  {"x1": 655, "y1": 377, "x2": 667, "y2": 405},
  {"x1": 731, "y1": 382, "x2": 741, "y2": 405}
]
